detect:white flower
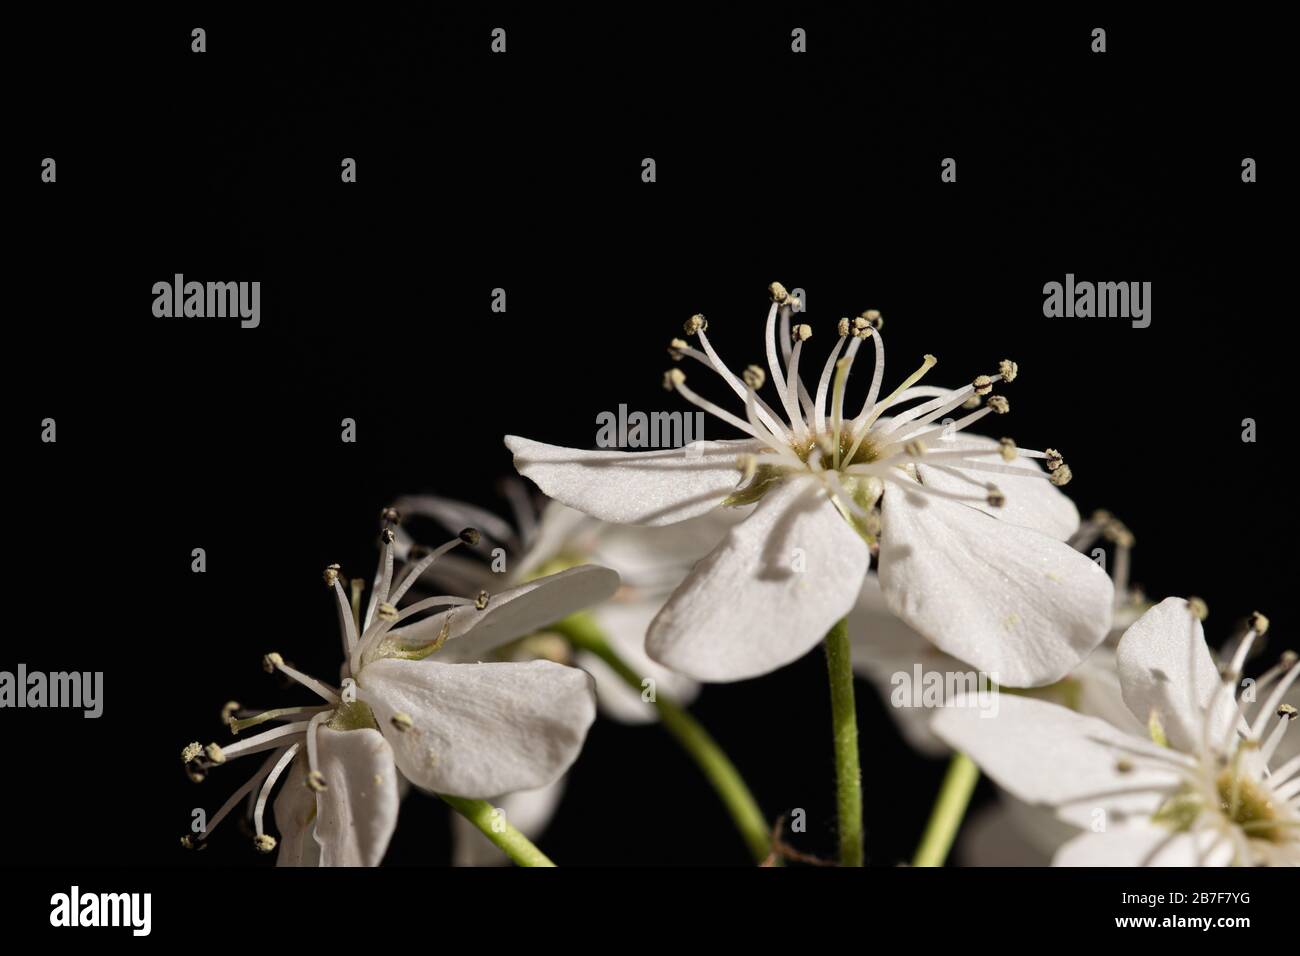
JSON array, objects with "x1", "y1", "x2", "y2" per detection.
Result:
[
  {"x1": 391, "y1": 489, "x2": 737, "y2": 864},
  {"x1": 933, "y1": 597, "x2": 1300, "y2": 866},
  {"x1": 507, "y1": 284, "x2": 1113, "y2": 685},
  {"x1": 182, "y1": 520, "x2": 618, "y2": 865}
]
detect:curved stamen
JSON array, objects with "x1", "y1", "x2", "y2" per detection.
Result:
[
  {"x1": 254, "y1": 743, "x2": 302, "y2": 847},
  {"x1": 389, "y1": 533, "x2": 474, "y2": 605},
  {"x1": 216, "y1": 721, "x2": 313, "y2": 761},
  {"x1": 764, "y1": 302, "x2": 801, "y2": 435},
  {"x1": 264, "y1": 654, "x2": 341, "y2": 705},
  {"x1": 229, "y1": 705, "x2": 329, "y2": 736},
  {"x1": 686, "y1": 331, "x2": 788, "y2": 436},
  {"x1": 190, "y1": 748, "x2": 283, "y2": 848},
  {"x1": 813, "y1": 334, "x2": 847, "y2": 434}
]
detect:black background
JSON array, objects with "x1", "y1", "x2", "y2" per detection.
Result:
[{"x1": 8, "y1": 2, "x2": 1292, "y2": 887}]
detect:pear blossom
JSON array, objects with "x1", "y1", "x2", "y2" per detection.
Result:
[
  {"x1": 507, "y1": 283, "x2": 1113, "y2": 685},
  {"x1": 933, "y1": 597, "x2": 1300, "y2": 866},
  {"x1": 181, "y1": 517, "x2": 617, "y2": 865},
  {"x1": 390, "y1": 489, "x2": 738, "y2": 863}
]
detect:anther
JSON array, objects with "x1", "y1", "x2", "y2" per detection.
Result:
[
  {"x1": 792, "y1": 323, "x2": 813, "y2": 343},
  {"x1": 380, "y1": 506, "x2": 401, "y2": 526},
  {"x1": 254, "y1": 834, "x2": 277, "y2": 853},
  {"x1": 263, "y1": 652, "x2": 284, "y2": 673},
  {"x1": 1278, "y1": 704, "x2": 1299, "y2": 721},
  {"x1": 205, "y1": 743, "x2": 226, "y2": 765},
  {"x1": 683, "y1": 313, "x2": 708, "y2": 335},
  {"x1": 459, "y1": 527, "x2": 481, "y2": 546},
  {"x1": 1043, "y1": 449, "x2": 1064, "y2": 472},
  {"x1": 1187, "y1": 597, "x2": 1209, "y2": 621},
  {"x1": 743, "y1": 365, "x2": 766, "y2": 389},
  {"x1": 1115, "y1": 758, "x2": 1134, "y2": 774},
  {"x1": 998, "y1": 359, "x2": 1018, "y2": 382},
  {"x1": 475, "y1": 590, "x2": 490, "y2": 610},
  {"x1": 663, "y1": 368, "x2": 686, "y2": 391},
  {"x1": 221, "y1": 701, "x2": 241, "y2": 727},
  {"x1": 391, "y1": 712, "x2": 414, "y2": 732},
  {"x1": 323, "y1": 563, "x2": 342, "y2": 586},
  {"x1": 307, "y1": 770, "x2": 329, "y2": 792},
  {"x1": 769, "y1": 282, "x2": 789, "y2": 304},
  {"x1": 986, "y1": 485, "x2": 1006, "y2": 508},
  {"x1": 381, "y1": 527, "x2": 396, "y2": 545},
  {"x1": 961, "y1": 395, "x2": 982, "y2": 410},
  {"x1": 377, "y1": 603, "x2": 399, "y2": 622},
  {"x1": 837, "y1": 318, "x2": 850, "y2": 337},
  {"x1": 1103, "y1": 518, "x2": 1135, "y2": 548},
  {"x1": 180, "y1": 835, "x2": 199, "y2": 850},
  {"x1": 668, "y1": 337, "x2": 689, "y2": 359},
  {"x1": 987, "y1": 396, "x2": 1010, "y2": 414},
  {"x1": 851, "y1": 316, "x2": 873, "y2": 339},
  {"x1": 1249, "y1": 611, "x2": 1270, "y2": 636},
  {"x1": 972, "y1": 375, "x2": 994, "y2": 396},
  {"x1": 1048, "y1": 463, "x2": 1072, "y2": 486},
  {"x1": 998, "y1": 437, "x2": 1017, "y2": 462},
  {"x1": 859, "y1": 309, "x2": 883, "y2": 330},
  {"x1": 182, "y1": 742, "x2": 203, "y2": 764}
]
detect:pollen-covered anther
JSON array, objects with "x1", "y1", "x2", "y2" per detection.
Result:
[
  {"x1": 837, "y1": 317, "x2": 851, "y2": 338},
  {"x1": 307, "y1": 770, "x2": 328, "y2": 792},
  {"x1": 962, "y1": 395, "x2": 982, "y2": 410},
  {"x1": 1043, "y1": 448, "x2": 1064, "y2": 472},
  {"x1": 263, "y1": 652, "x2": 284, "y2": 673},
  {"x1": 667, "y1": 337, "x2": 689, "y2": 359},
  {"x1": 683, "y1": 313, "x2": 708, "y2": 335},
  {"x1": 998, "y1": 359, "x2": 1018, "y2": 382},
  {"x1": 204, "y1": 743, "x2": 226, "y2": 765},
  {"x1": 859, "y1": 309, "x2": 883, "y2": 330},
  {"x1": 986, "y1": 485, "x2": 1006, "y2": 508},
  {"x1": 221, "y1": 701, "x2": 241, "y2": 726},
  {"x1": 998, "y1": 437, "x2": 1017, "y2": 462},
  {"x1": 1187, "y1": 597, "x2": 1209, "y2": 621},
  {"x1": 381, "y1": 527, "x2": 396, "y2": 545},
  {"x1": 323, "y1": 563, "x2": 342, "y2": 586},
  {"x1": 851, "y1": 316, "x2": 873, "y2": 339},
  {"x1": 391, "y1": 712, "x2": 414, "y2": 732},
  {"x1": 475, "y1": 590, "x2": 490, "y2": 610},
  {"x1": 791, "y1": 323, "x2": 813, "y2": 343},
  {"x1": 1048, "y1": 463, "x2": 1072, "y2": 486},
  {"x1": 768, "y1": 282, "x2": 789, "y2": 304},
  {"x1": 253, "y1": 834, "x2": 277, "y2": 853},
  {"x1": 180, "y1": 835, "x2": 197, "y2": 850},
  {"x1": 663, "y1": 368, "x2": 686, "y2": 391},
  {"x1": 1279, "y1": 704, "x2": 1299, "y2": 721},
  {"x1": 987, "y1": 396, "x2": 1010, "y2": 415},
  {"x1": 182, "y1": 742, "x2": 203, "y2": 764},
  {"x1": 1115, "y1": 758, "x2": 1135, "y2": 774},
  {"x1": 377, "y1": 602, "x2": 399, "y2": 622},
  {"x1": 459, "y1": 527, "x2": 481, "y2": 546},
  {"x1": 743, "y1": 365, "x2": 766, "y2": 389},
  {"x1": 972, "y1": 374, "x2": 994, "y2": 396},
  {"x1": 380, "y1": 506, "x2": 401, "y2": 526},
  {"x1": 1249, "y1": 611, "x2": 1270, "y2": 636}
]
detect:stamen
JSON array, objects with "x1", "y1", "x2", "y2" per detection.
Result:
[
  {"x1": 215, "y1": 721, "x2": 312, "y2": 761},
  {"x1": 669, "y1": 371, "x2": 777, "y2": 443},
  {"x1": 813, "y1": 333, "x2": 848, "y2": 433},
  {"x1": 765, "y1": 301, "x2": 803, "y2": 439},
  {"x1": 254, "y1": 743, "x2": 301, "y2": 846},
  {"x1": 857, "y1": 353, "x2": 938, "y2": 430},
  {"x1": 388, "y1": 533, "x2": 476, "y2": 605},
  {"x1": 743, "y1": 365, "x2": 765, "y2": 389},
  {"x1": 190, "y1": 748, "x2": 283, "y2": 847},
  {"x1": 1262, "y1": 704, "x2": 1299, "y2": 764},
  {"x1": 684, "y1": 313, "x2": 708, "y2": 335},
  {"x1": 229, "y1": 705, "x2": 329, "y2": 736},
  {"x1": 998, "y1": 359, "x2": 1018, "y2": 382},
  {"x1": 263, "y1": 653, "x2": 341, "y2": 705},
  {"x1": 390, "y1": 712, "x2": 414, "y2": 732}
]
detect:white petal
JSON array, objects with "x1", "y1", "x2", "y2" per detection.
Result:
[
  {"x1": 931, "y1": 694, "x2": 1181, "y2": 829},
  {"x1": 511, "y1": 501, "x2": 598, "y2": 580},
  {"x1": 506, "y1": 435, "x2": 759, "y2": 526},
  {"x1": 450, "y1": 777, "x2": 567, "y2": 867},
  {"x1": 359, "y1": 658, "x2": 596, "y2": 797},
  {"x1": 273, "y1": 755, "x2": 321, "y2": 867},
  {"x1": 646, "y1": 476, "x2": 870, "y2": 682},
  {"x1": 1054, "y1": 823, "x2": 1234, "y2": 866},
  {"x1": 311, "y1": 727, "x2": 401, "y2": 867},
  {"x1": 581, "y1": 598, "x2": 701, "y2": 724},
  {"x1": 956, "y1": 800, "x2": 1055, "y2": 866},
  {"x1": 1115, "y1": 597, "x2": 1239, "y2": 753},
  {"x1": 879, "y1": 481, "x2": 1114, "y2": 687},
  {"x1": 390, "y1": 565, "x2": 620, "y2": 663},
  {"x1": 915, "y1": 433, "x2": 1080, "y2": 540}
]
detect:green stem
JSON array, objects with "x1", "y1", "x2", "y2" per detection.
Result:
[
  {"x1": 824, "y1": 617, "x2": 863, "y2": 866},
  {"x1": 554, "y1": 612, "x2": 772, "y2": 863},
  {"x1": 912, "y1": 752, "x2": 979, "y2": 867},
  {"x1": 439, "y1": 794, "x2": 556, "y2": 867}
]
